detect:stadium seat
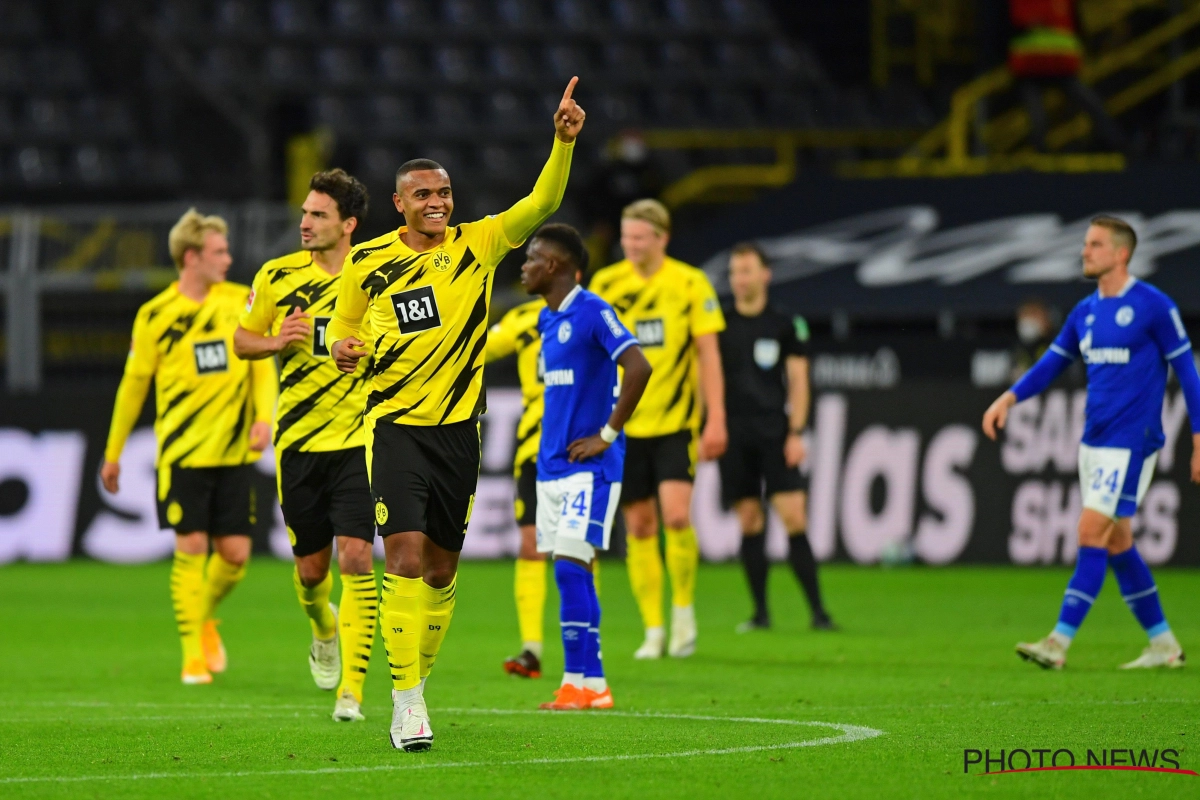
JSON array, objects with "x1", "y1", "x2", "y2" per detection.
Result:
[
  {"x1": 264, "y1": 47, "x2": 312, "y2": 88},
  {"x1": 664, "y1": 0, "x2": 711, "y2": 30},
  {"x1": 77, "y1": 96, "x2": 136, "y2": 141},
  {"x1": 359, "y1": 143, "x2": 403, "y2": 184},
  {"x1": 487, "y1": 90, "x2": 533, "y2": 130},
  {"x1": 594, "y1": 90, "x2": 645, "y2": 126},
  {"x1": 369, "y1": 94, "x2": 418, "y2": 136},
  {"x1": 706, "y1": 89, "x2": 760, "y2": 127},
  {"x1": 545, "y1": 45, "x2": 592, "y2": 82},
  {"x1": 602, "y1": 42, "x2": 650, "y2": 81},
  {"x1": 385, "y1": 0, "x2": 434, "y2": 28},
  {"x1": 0, "y1": 98, "x2": 13, "y2": 142},
  {"x1": 30, "y1": 47, "x2": 88, "y2": 90},
  {"x1": 214, "y1": 0, "x2": 263, "y2": 35},
  {"x1": 124, "y1": 146, "x2": 183, "y2": 187},
  {"x1": 435, "y1": 46, "x2": 475, "y2": 85},
  {"x1": 488, "y1": 45, "x2": 537, "y2": 83},
  {"x1": 73, "y1": 144, "x2": 119, "y2": 187},
  {"x1": 720, "y1": 0, "x2": 771, "y2": 29},
  {"x1": 432, "y1": 95, "x2": 475, "y2": 130},
  {"x1": 497, "y1": 0, "x2": 543, "y2": 30},
  {"x1": 22, "y1": 97, "x2": 72, "y2": 141},
  {"x1": 480, "y1": 144, "x2": 525, "y2": 183},
  {"x1": 0, "y1": 0, "x2": 42, "y2": 40},
  {"x1": 763, "y1": 88, "x2": 817, "y2": 126},
  {"x1": 14, "y1": 145, "x2": 59, "y2": 186},
  {"x1": 269, "y1": 0, "x2": 320, "y2": 36},
  {"x1": 555, "y1": 0, "x2": 601, "y2": 32},
  {"x1": 658, "y1": 41, "x2": 705, "y2": 78},
  {"x1": 650, "y1": 88, "x2": 701, "y2": 124},
  {"x1": 310, "y1": 94, "x2": 360, "y2": 138},
  {"x1": 611, "y1": 0, "x2": 655, "y2": 30},
  {"x1": 713, "y1": 41, "x2": 762, "y2": 81},
  {"x1": 200, "y1": 48, "x2": 253, "y2": 87},
  {"x1": 330, "y1": 0, "x2": 374, "y2": 33},
  {"x1": 0, "y1": 49, "x2": 24, "y2": 90},
  {"x1": 377, "y1": 47, "x2": 422, "y2": 87},
  {"x1": 442, "y1": 0, "x2": 486, "y2": 28},
  {"x1": 317, "y1": 47, "x2": 367, "y2": 87}
]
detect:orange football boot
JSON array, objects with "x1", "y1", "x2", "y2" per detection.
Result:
[
  {"x1": 583, "y1": 687, "x2": 614, "y2": 709},
  {"x1": 201, "y1": 619, "x2": 227, "y2": 674},
  {"x1": 181, "y1": 658, "x2": 213, "y2": 685},
  {"x1": 539, "y1": 684, "x2": 590, "y2": 710}
]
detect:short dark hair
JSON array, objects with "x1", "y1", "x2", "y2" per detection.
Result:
[
  {"x1": 531, "y1": 223, "x2": 588, "y2": 274},
  {"x1": 395, "y1": 158, "x2": 446, "y2": 184},
  {"x1": 730, "y1": 241, "x2": 769, "y2": 267},
  {"x1": 1090, "y1": 215, "x2": 1137, "y2": 258},
  {"x1": 309, "y1": 168, "x2": 369, "y2": 223}
]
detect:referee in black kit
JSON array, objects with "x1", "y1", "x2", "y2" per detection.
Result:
[{"x1": 718, "y1": 242, "x2": 835, "y2": 633}]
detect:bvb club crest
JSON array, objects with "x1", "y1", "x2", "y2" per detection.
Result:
[{"x1": 432, "y1": 251, "x2": 453, "y2": 272}]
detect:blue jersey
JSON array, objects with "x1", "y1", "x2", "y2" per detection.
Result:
[
  {"x1": 1015, "y1": 278, "x2": 1193, "y2": 450},
  {"x1": 536, "y1": 286, "x2": 638, "y2": 482}
]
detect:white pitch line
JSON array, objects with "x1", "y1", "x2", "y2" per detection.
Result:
[{"x1": 0, "y1": 712, "x2": 884, "y2": 785}]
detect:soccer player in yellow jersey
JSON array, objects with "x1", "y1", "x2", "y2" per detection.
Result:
[
  {"x1": 589, "y1": 199, "x2": 727, "y2": 659},
  {"x1": 327, "y1": 77, "x2": 586, "y2": 752},
  {"x1": 485, "y1": 298, "x2": 548, "y2": 677},
  {"x1": 101, "y1": 209, "x2": 277, "y2": 685},
  {"x1": 233, "y1": 169, "x2": 378, "y2": 723}
]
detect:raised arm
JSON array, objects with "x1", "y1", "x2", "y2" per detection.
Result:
[{"x1": 497, "y1": 78, "x2": 584, "y2": 247}]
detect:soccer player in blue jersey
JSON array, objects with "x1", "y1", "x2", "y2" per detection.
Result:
[
  {"x1": 983, "y1": 216, "x2": 1200, "y2": 669},
  {"x1": 518, "y1": 223, "x2": 652, "y2": 709}
]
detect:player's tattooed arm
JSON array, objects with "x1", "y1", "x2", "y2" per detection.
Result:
[
  {"x1": 567, "y1": 345, "x2": 653, "y2": 462},
  {"x1": 234, "y1": 307, "x2": 311, "y2": 359}
]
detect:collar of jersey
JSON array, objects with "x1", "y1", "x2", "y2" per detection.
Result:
[
  {"x1": 1098, "y1": 275, "x2": 1137, "y2": 299},
  {"x1": 392, "y1": 225, "x2": 456, "y2": 254},
  {"x1": 555, "y1": 284, "x2": 583, "y2": 312}
]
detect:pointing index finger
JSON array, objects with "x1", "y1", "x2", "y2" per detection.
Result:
[{"x1": 561, "y1": 76, "x2": 578, "y2": 104}]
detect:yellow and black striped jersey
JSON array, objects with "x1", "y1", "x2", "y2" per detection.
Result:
[
  {"x1": 485, "y1": 298, "x2": 545, "y2": 470},
  {"x1": 104, "y1": 281, "x2": 277, "y2": 471},
  {"x1": 240, "y1": 250, "x2": 373, "y2": 453},
  {"x1": 326, "y1": 136, "x2": 573, "y2": 427},
  {"x1": 590, "y1": 256, "x2": 725, "y2": 438}
]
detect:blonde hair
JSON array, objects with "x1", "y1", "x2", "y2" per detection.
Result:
[
  {"x1": 168, "y1": 208, "x2": 229, "y2": 270},
  {"x1": 1090, "y1": 215, "x2": 1137, "y2": 259},
  {"x1": 622, "y1": 198, "x2": 671, "y2": 235}
]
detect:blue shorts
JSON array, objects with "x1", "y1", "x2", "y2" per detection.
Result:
[
  {"x1": 1078, "y1": 443, "x2": 1159, "y2": 519},
  {"x1": 535, "y1": 471, "x2": 622, "y2": 557}
]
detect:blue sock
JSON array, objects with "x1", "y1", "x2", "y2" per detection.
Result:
[
  {"x1": 584, "y1": 572, "x2": 604, "y2": 680},
  {"x1": 1054, "y1": 546, "x2": 1108, "y2": 639},
  {"x1": 555, "y1": 560, "x2": 591, "y2": 678},
  {"x1": 1109, "y1": 547, "x2": 1170, "y2": 638}
]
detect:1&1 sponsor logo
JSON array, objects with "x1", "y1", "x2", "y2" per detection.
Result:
[{"x1": 963, "y1": 747, "x2": 1194, "y2": 776}]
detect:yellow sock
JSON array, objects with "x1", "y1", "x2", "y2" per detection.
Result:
[
  {"x1": 170, "y1": 551, "x2": 206, "y2": 665},
  {"x1": 593, "y1": 557, "x2": 601, "y2": 597},
  {"x1": 337, "y1": 572, "x2": 378, "y2": 701},
  {"x1": 380, "y1": 574, "x2": 422, "y2": 690},
  {"x1": 514, "y1": 559, "x2": 545, "y2": 651},
  {"x1": 420, "y1": 576, "x2": 457, "y2": 679},
  {"x1": 626, "y1": 534, "x2": 664, "y2": 629},
  {"x1": 202, "y1": 552, "x2": 247, "y2": 620},
  {"x1": 666, "y1": 526, "x2": 699, "y2": 608},
  {"x1": 293, "y1": 567, "x2": 337, "y2": 640}
]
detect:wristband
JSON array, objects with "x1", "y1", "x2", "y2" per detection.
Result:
[{"x1": 600, "y1": 424, "x2": 619, "y2": 444}]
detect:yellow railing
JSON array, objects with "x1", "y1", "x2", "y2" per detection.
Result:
[{"x1": 625, "y1": 129, "x2": 921, "y2": 209}]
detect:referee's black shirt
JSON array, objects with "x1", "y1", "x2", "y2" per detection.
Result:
[{"x1": 718, "y1": 299, "x2": 809, "y2": 436}]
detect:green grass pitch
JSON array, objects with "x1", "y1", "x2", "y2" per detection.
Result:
[{"x1": 0, "y1": 559, "x2": 1196, "y2": 799}]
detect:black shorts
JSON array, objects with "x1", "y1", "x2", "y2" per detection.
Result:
[
  {"x1": 369, "y1": 419, "x2": 481, "y2": 553},
  {"x1": 278, "y1": 446, "x2": 375, "y2": 558},
  {"x1": 156, "y1": 463, "x2": 257, "y2": 536},
  {"x1": 622, "y1": 430, "x2": 695, "y2": 504},
  {"x1": 717, "y1": 422, "x2": 806, "y2": 509},
  {"x1": 514, "y1": 458, "x2": 537, "y2": 527}
]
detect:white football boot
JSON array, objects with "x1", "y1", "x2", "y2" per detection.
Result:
[
  {"x1": 1015, "y1": 636, "x2": 1066, "y2": 670},
  {"x1": 309, "y1": 603, "x2": 340, "y2": 690},
  {"x1": 633, "y1": 626, "x2": 665, "y2": 660},
  {"x1": 1120, "y1": 640, "x2": 1186, "y2": 669},
  {"x1": 390, "y1": 687, "x2": 433, "y2": 752},
  {"x1": 668, "y1": 605, "x2": 697, "y2": 658},
  {"x1": 331, "y1": 689, "x2": 365, "y2": 722}
]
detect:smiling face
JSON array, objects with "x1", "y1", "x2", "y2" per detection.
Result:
[
  {"x1": 300, "y1": 190, "x2": 354, "y2": 252},
  {"x1": 1081, "y1": 224, "x2": 1128, "y2": 279},
  {"x1": 394, "y1": 169, "x2": 453, "y2": 238}
]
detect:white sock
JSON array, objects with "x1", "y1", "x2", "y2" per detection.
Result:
[
  {"x1": 523, "y1": 640, "x2": 543, "y2": 659},
  {"x1": 561, "y1": 672, "x2": 583, "y2": 688},
  {"x1": 1049, "y1": 631, "x2": 1072, "y2": 649},
  {"x1": 393, "y1": 685, "x2": 422, "y2": 707},
  {"x1": 419, "y1": 676, "x2": 427, "y2": 693},
  {"x1": 583, "y1": 676, "x2": 607, "y2": 693},
  {"x1": 644, "y1": 626, "x2": 664, "y2": 642},
  {"x1": 1150, "y1": 629, "x2": 1180, "y2": 649}
]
